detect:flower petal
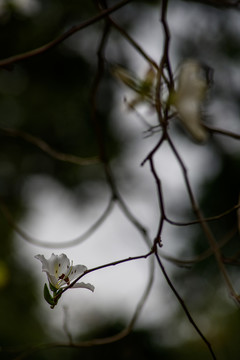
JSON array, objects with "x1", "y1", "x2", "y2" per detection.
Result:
[
  {"x1": 72, "y1": 282, "x2": 95, "y2": 292},
  {"x1": 54, "y1": 254, "x2": 70, "y2": 277},
  {"x1": 35, "y1": 253, "x2": 71, "y2": 278},
  {"x1": 47, "y1": 273, "x2": 59, "y2": 288},
  {"x1": 68, "y1": 264, "x2": 87, "y2": 282},
  {"x1": 35, "y1": 254, "x2": 92, "y2": 292},
  {"x1": 35, "y1": 254, "x2": 51, "y2": 273}
]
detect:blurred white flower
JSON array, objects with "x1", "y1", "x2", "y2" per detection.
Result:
[
  {"x1": 112, "y1": 65, "x2": 156, "y2": 108},
  {"x1": 171, "y1": 59, "x2": 210, "y2": 142},
  {"x1": 35, "y1": 253, "x2": 94, "y2": 292}
]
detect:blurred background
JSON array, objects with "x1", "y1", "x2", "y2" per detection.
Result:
[{"x1": 1, "y1": 0, "x2": 240, "y2": 359}]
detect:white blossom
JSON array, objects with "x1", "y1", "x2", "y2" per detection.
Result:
[
  {"x1": 35, "y1": 253, "x2": 94, "y2": 292},
  {"x1": 171, "y1": 59, "x2": 209, "y2": 143}
]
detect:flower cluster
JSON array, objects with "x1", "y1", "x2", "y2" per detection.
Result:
[{"x1": 35, "y1": 253, "x2": 94, "y2": 308}]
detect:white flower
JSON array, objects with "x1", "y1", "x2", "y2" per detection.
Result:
[
  {"x1": 35, "y1": 253, "x2": 94, "y2": 292},
  {"x1": 171, "y1": 59, "x2": 209, "y2": 143}
]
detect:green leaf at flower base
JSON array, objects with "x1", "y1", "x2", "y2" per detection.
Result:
[
  {"x1": 44, "y1": 283, "x2": 56, "y2": 307},
  {"x1": 49, "y1": 281, "x2": 58, "y2": 293}
]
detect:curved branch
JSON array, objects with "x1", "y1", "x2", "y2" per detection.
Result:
[
  {"x1": 0, "y1": 128, "x2": 99, "y2": 166},
  {"x1": 0, "y1": 0, "x2": 132, "y2": 68},
  {"x1": 160, "y1": 227, "x2": 237, "y2": 267},
  {"x1": 0, "y1": 196, "x2": 114, "y2": 248},
  {"x1": 165, "y1": 202, "x2": 240, "y2": 227}
]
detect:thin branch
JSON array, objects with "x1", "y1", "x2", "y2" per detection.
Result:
[
  {"x1": 160, "y1": 227, "x2": 237, "y2": 268},
  {"x1": 0, "y1": 0, "x2": 132, "y2": 68},
  {"x1": 165, "y1": 202, "x2": 240, "y2": 227},
  {"x1": 0, "y1": 196, "x2": 114, "y2": 248},
  {"x1": 0, "y1": 128, "x2": 99, "y2": 166},
  {"x1": 141, "y1": 132, "x2": 165, "y2": 166},
  {"x1": 159, "y1": 0, "x2": 174, "y2": 89},
  {"x1": 167, "y1": 133, "x2": 240, "y2": 304},
  {"x1": 187, "y1": 0, "x2": 240, "y2": 9},
  {"x1": 205, "y1": 124, "x2": 240, "y2": 140},
  {"x1": 107, "y1": 18, "x2": 159, "y2": 70},
  {"x1": 57, "y1": 250, "x2": 153, "y2": 297},
  {"x1": 90, "y1": 2, "x2": 152, "y2": 250},
  {"x1": 155, "y1": 251, "x2": 217, "y2": 360},
  {"x1": 149, "y1": 157, "x2": 166, "y2": 246}
]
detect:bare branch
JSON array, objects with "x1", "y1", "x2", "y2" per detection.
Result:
[
  {"x1": 166, "y1": 202, "x2": 240, "y2": 226},
  {"x1": 205, "y1": 124, "x2": 240, "y2": 140},
  {"x1": 0, "y1": 127, "x2": 99, "y2": 166},
  {"x1": 107, "y1": 18, "x2": 159, "y2": 70},
  {"x1": 0, "y1": 0, "x2": 132, "y2": 69},
  {"x1": 155, "y1": 251, "x2": 217, "y2": 360},
  {"x1": 0, "y1": 196, "x2": 114, "y2": 248},
  {"x1": 167, "y1": 133, "x2": 240, "y2": 304},
  {"x1": 160, "y1": 227, "x2": 237, "y2": 267}
]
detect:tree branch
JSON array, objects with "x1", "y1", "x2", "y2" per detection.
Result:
[{"x1": 0, "y1": 0, "x2": 132, "y2": 69}]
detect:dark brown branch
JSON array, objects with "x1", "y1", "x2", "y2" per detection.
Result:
[
  {"x1": 107, "y1": 18, "x2": 159, "y2": 70},
  {"x1": 0, "y1": 196, "x2": 114, "y2": 248},
  {"x1": 160, "y1": 227, "x2": 237, "y2": 267},
  {"x1": 91, "y1": 2, "x2": 152, "y2": 248},
  {"x1": 149, "y1": 157, "x2": 166, "y2": 246},
  {"x1": 155, "y1": 251, "x2": 217, "y2": 360},
  {"x1": 165, "y1": 203, "x2": 240, "y2": 227},
  {"x1": 160, "y1": 0, "x2": 174, "y2": 89},
  {"x1": 0, "y1": 127, "x2": 99, "y2": 166},
  {"x1": 0, "y1": 0, "x2": 132, "y2": 68},
  {"x1": 141, "y1": 133, "x2": 165, "y2": 166},
  {"x1": 182, "y1": 0, "x2": 240, "y2": 8},
  {"x1": 205, "y1": 125, "x2": 240, "y2": 140},
  {"x1": 167, "y1": 133, "x2": 240, "y2": 304},
  {"x1": 59, "y1": 250, "x2": 154, "y2": 296}
]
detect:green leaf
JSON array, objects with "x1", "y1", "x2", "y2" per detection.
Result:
[
  {"x1": 44, "y1": 283, "x2": 56, "y2": 307},
  {"x1": 49, "y1": 281, "x2": 58, "y2": 293}
]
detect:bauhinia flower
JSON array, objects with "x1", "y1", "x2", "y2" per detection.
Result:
[
  {"x1": 112, "y1": 65, "x2": 156, "y2": 108},
  {"x1": 170, "y1": 59, "x2": 210, "y2": 143},
  {"x1": 35, "y1": 253, "x2": 94, "y2": 308}
]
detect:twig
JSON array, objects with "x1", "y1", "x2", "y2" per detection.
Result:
[
  {"x1": 155, "y1": 251, "x2": 217, "y2": 360},
  {"x1": 0, "y1": 127, "x2": 99, "y2": 166},
  {"x1": 107, "y1": 18, "x2": 159, "y2": 70},
  {"x1": 0, "y1": 195, "x2": 114, "y2": 248},
  {"x1": 0, "y1": 0, "x2": 132, "y2": 68},
  {"x1": 205, "y1": 124, "x2": 240, "y2": 140},
  {"x1": 91, "y1": 1, "x2": 153, "y2": 250},
  {"x1": 167, "y1": 133, "x2": 240, "y2": 304},
  {"x1": 165, "y1": 203, "x2": 240, "y2": 227},
  {"x1": 57, "y1": 250, "x2": 153, "y2": 296},
  {"x1": 149, "y1": 157, "x2": 166, "y2": 246},
  {"x1": 159, "y1": 0, "x2": 174, "y2": 89},
  {"x1": 160, "y1": 227, "x2": 237, "y2": 267}
]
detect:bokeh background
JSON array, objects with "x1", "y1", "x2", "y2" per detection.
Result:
[{"x1": 1, "y1": 0, "x2": 240, "y2": 359}]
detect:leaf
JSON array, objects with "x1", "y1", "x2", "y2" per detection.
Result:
[
  {"x1": 43, "y1": 283, "x2": 56, "y2": 307},
  {"x1": 49, "y1": 281, "x2": 58, "y2": 293}
]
